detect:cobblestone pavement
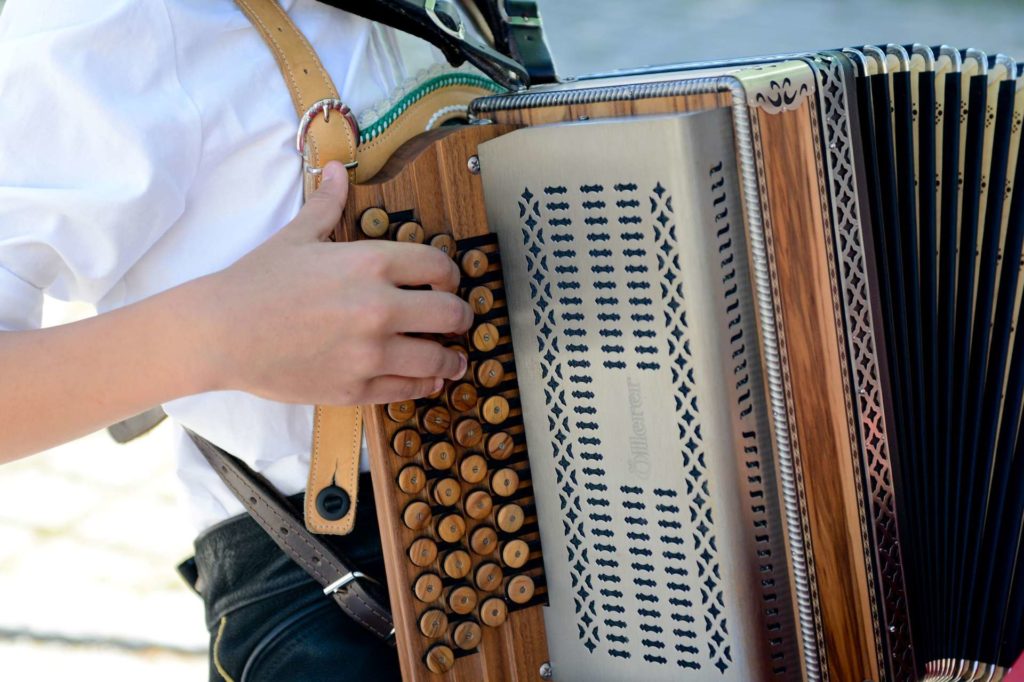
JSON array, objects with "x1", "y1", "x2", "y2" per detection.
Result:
[{"x1": 2, "y1": 1, "x2": 1023, "y2": 681}]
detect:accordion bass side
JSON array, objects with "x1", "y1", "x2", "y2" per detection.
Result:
[{"x1": 337, "y1": 47, "x2": 1024, "y2": 682}]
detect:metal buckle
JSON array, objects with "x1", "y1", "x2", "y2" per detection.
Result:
[
  {"x1": 322, "y1": 570, "x2": 378, "y2": 596},
  {"x1": 295, "y1": 98, "x2": 359, "y2": 176},
  {"x1": 425, "y1": 0, "x2": 465, "y2": 40}
]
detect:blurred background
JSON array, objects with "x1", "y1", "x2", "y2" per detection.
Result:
[{"x1": 1, "y1": 0, "x2": 1022, "y2": 680}]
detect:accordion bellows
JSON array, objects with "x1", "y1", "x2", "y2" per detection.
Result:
[{"x1": 342, "y1": 45, "x2": 1024, "y2": 682}]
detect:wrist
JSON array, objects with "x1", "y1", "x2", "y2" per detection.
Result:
[{"x1": 159, "y1": 275, "x2": 230, "y2": 396}]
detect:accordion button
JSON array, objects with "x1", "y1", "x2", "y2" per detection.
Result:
[
  {"x1": 436, "y1": 513, "x2": 467, "y2": 543},
  {"x1": 426, "y1": 442, "x2": 456, "y2": 470},
  {"x1": 496, "y1": 504, "x2": 525, "y2": 534},
  {"x1": 506, "y1": 575, "x2": 535, "y2": 605},
  {"x1": 469, "y1": 526, "x2": 498, "y2": 556},
  {"x1": 454, "y1": 418, "x2": 484, "y2": 448},
  {"x1": 491, "y1": 468, "x2": 520, "y2": 497},
  {"x1": 433, "y1": 477, "x2": 462, "y2": 507},
  {"x1": 452, "y1": 620, "x2": 483, "y2": 651},
  {"x1": 395, "y1": 221, "x2": 425, "y2": 244},
  {"x1": 413, "y1": 573, "x2": 443, "y2": 603},
  {"x1": 418, "y1": 608, "x2": 448, "y2": 639},
  {"x1": 479, "y1": 597, "x2": 508, "y2": 627},
  {"x1": 468, "y1": 285, "x2": 494, "y2": 315},
  {"x1": 424, "y1": 644, "x2": 455, "y2": 674},
  {"x1": 408, "y1": 537, "x2": 439, "y2": 568},
  {"x1": 429, "y1": 233, "x2": 457, "y2": 258},
  {"x1": 392, "y1": 429, "x2": 422, "y2": 458},
  {"x1": 486, "y1": 432, "x2": 514, "y2": 461},
  {"x1": 442, "y1": 549, "x2": 472, "y2": 580},
  {"x1": 471, "y1": 322, "x2": 500, "y2": 353},
  {"x1": 460, "y1": 249, "x2": 489, "y2": 278},
  {"x1": 447, "y1": 585, "x2": 478, "y2": 615},
  {"x1": 403, "y1": 501, "x2": 432, "y2": 531},
  {"x1": 359, "y1": 207, "x2": 390, "y2": 238},
  {"x1": 397, "y1": 465, "x2": 427, "y2": 495},
  {"x1": 501, "y1": 539, "x2": 530, "y2": 569},
  {"x1": 386, "y1": 400, "x2": 416, "y2": 423},
  {"x1": 475, "y1": 358, "x2": 505, "y2": 388},
  {"x1": 459, "y1": 454, "x2": 488, "y2": 484},
  {"x1": 421, "y1": 406, "x2": 451, "y2": 435},
  {"x1": 474, "y1": 562, "x2": 503, "y2": 592},
  {"x1": 448, "y1": 382, "x2": 479, "y2": 412},
  {"x1": 464, "y1": 490, "x2": 494, "y2": 520},
  {"x1": 481, "y1": 396, "x2": 510, "y2": 425}
]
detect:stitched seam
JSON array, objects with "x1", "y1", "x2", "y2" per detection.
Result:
[
  {"x1": 340, "y1": 407, "x2": 361, "y2": 533},
  {"x1": 213, "y1": 616, "x2": 236, "y2": 682},
  {"x1": 306, "y1": 406, "x2": 325, "y2": 530},
  {"x1": 235, "y1": 0, "x2": 306, "y2": 114}
]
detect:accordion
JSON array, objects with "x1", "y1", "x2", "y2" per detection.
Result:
[{"x1": 337, "y1": 46, "x2": 1024, "y2": 682}]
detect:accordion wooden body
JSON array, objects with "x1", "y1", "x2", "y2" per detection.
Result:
[{"x1": 338, "y1": 46, "x2": 1024, "y2": 682}]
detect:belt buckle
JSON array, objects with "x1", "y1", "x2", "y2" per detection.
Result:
[
  {"x1": 295, "y1": 98, "x2": 360, "y2": 176},
  {"x1": 322, "y1": 570, "x2": 376, "y2": 596}
]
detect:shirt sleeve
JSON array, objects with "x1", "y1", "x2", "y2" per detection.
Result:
[{"x1": 0, "y1": 0, "x2": 202, "y2": 330}]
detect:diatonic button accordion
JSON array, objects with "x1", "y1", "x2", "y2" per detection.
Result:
[{"x1": 339, "y1": 46, "x2": 1024, "y2": 682}]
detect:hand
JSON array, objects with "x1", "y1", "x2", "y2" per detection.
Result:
[{"x1": 194, "y1": 162, "x2": 473, "y2": 405}]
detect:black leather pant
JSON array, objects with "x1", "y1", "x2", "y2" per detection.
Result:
[{"x1": 180, "y1": 475, "x2": 401, "y2": 682}]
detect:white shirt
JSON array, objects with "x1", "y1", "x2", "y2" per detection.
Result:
[{"x1": 0, "y1": 0, "x2": 487, "y2": 530}]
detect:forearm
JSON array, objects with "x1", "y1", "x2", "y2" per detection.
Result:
[{"x1": 0, "y1": 279, "x2": 215, "y2": 462}]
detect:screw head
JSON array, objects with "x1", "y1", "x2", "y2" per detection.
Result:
[
  {"x1": 467, "y1": 155, "x2": 481, "y2": 175},
  {"x1": 539, "y1": 662, "x2": 553, "y2": 680}
]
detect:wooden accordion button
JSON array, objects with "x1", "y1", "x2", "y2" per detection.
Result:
[
  {"x1": 449, "y1": 382, "x2": 479, "y2": 412},
  {"x1": 419, "y1": 608, "x2": 448, "y2": 639},
  {"x1": 447, "y1": 585, "x2": 478, "y2": 615},
  {"x1": 408, "y1": 537, "x2": 438, "y2": 568},
  {"x1": 486, "y1": 432, "x2": 514, "y2": 461},
  {"x1": 474, "y1": 562, "x2": 503, "y2": 592},
  {"x1": 469, "y1": 526, "x2": 498, "y2": 556},
  {"x1": 403, "y1": 501, "x2": 432, "y2": 531},
  {"x1": 464, "y1": 490, "x2": 494, "y2": 521},
  {"x1": 442, "y1": 549, "x2": 472, "y2": 580},
  {"x1": 429, "y1": 233, "x2": 457, "y2": 258},
  {"x1": 397, "y1": 465, "x2": 427, "y2": 495},
  {"x1": 436, "y1": 513, "x2": 467, "y2": 544},
  {"x1": 359, "y1": 207, "x2": 390, "y2": 238},
  {"x1": 433, "y1": 477, "x2": 462, "y2": 507},
  {"x1": 387, "y1": 400, "x2": 416, "y2": 422},
  {"x1": 454, "y1": 418, "x2": 484, "y2": 448},
  {"x1": 392, "y1": 429, "x2": 422, "y2": 458},
  {"x1": 501, "y1": 539, "x2": 530, "y2": 569},
  {"x1": 460, "y1": 249, "x2": 489, "y2": 278},
  {"x1": 481, "y1": 395, "x2": 510, "y2": 425},
  {"x1": 468, "y1": 285, "x2": 494, "y2": 315},
  {"x1": 471, "y1": 322, "x2": 500, "y2": 353},
  {"x1": 452, "y1": 620, "x2": 483, "y2": 651},
  {"x1": 479, "y1": 597, "x2": 508, "y2": 628},
  {"x1": 459, "y1": 454, "x2": 488, "y2": 484},
  {"x1": 491, "y1": 467, "x2": 520, "y2": 497},
  {"x1": 475, "y1": 358, "x2": 505, "y2": 388},
  {"x1": 426, "y1": 441, "x2": 456, "y2": 470},
  {"x1": 413, "y1": 573, "x2": 443, "y2": 603},
  {"x1": 395, "y1": 220, "x2": 425, "y2": 243},
  {"x1": 506, "y1": 574, "x2": 535, "y2": 605},
  {"x1": 421, "y1": 405, "x2": 451, "y2": 435},
  {"x1": 496, "y1": 503, "x2": 525, "y2": 533},
  {"x1": 424, "y1": 644, "x2": 455, "y2": 674}
]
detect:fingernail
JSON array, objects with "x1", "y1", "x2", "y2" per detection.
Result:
[
  {"x1": 322, "y1": 162, "x2": 341, "y2": 183},
  {"x1": 433, "y1": 377, "x2": 445, "y2": 393},
  {"x1": 453, "y1": 353, "x2": 468, "y2": 380}
]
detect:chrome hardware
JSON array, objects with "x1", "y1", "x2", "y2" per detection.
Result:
[
  {"x1": 467, "y1": 155, "x2": 481, "y2": 175},
  {"x1": 323, "y1": 570, "x2": 374, "y2": 595},
  {"x1": 296, "y1": 98, "x2": 360, "y2": 175}
]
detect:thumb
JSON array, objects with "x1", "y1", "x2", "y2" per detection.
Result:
[{"x1": 288, "y1": 161, "x2": 350, "y2": 242}]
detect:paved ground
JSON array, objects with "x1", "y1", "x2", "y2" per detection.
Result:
[{"x1": 2, "y1": 1, "x2": 1024, "y2": 681}]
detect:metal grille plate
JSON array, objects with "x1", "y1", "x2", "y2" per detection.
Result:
[{"x1": 479, "y1": 109, "x2": 797, "y2": 681}]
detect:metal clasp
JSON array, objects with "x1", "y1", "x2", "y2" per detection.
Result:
[
  {"x1": 295, "y1": 98, "x2": 359, "y2": 176},
  {"x1": 322, "y1": 570, "x2": 375, "y2": 596}
]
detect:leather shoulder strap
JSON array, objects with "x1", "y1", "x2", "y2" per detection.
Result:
[{"x1": 235, "y1": 0, "x2": 363, "y2": 536}]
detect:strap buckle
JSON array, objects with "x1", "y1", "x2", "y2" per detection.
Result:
[
  {"x1": 295, "y1": 98, "x2": 360, "y2": 175},
  {"x1": 322, "y1": 570, "x2": 377, "y2": 596}
]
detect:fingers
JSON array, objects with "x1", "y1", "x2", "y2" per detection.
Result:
[
  {"x1": 287, "y1": 161, "x2": 350, "y2": 241},
  {"x1": 382, "y1": 335, "x2": 468, "y2": 380},
  {"x1": 376, "y1": 243, "x2": 461, "y2": 292},
  {"x1": 386, "y1": 289, "x2": 474, "y2": 335},
  {"x1": 362, "y1": 375, "x2": 444, "y2": 404}
]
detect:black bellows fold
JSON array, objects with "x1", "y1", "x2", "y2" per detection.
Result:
[{"x1": 852, "y1": 51, "x2": 1024, "y2": 669}]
